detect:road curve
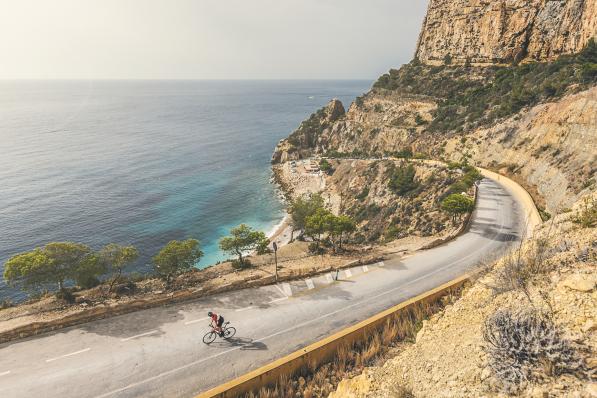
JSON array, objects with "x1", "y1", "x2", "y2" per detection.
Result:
[{"x1": 0, "y1": 177, "x2": 526, "y2": 398}]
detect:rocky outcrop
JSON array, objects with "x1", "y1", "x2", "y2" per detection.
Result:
[
  {"x1": 328, "y1": 202, "x2": 597, "y2": 397},
  {"x1": 271, "y1": 99, "x2": 345, "y2": 164},
  {"x1": 443, "y1": 87, "x2": 597, "y2": 213},
  {"x1": 416, "y1": 0, "x2": 597, "y2": 65}
]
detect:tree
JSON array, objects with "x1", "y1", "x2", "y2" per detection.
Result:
[
  {"x1": 43, "y1": 242, "x2": 94, "y2": 291},
  {"x1": 3, "y1": 249, "x2": 53, "y2": 292},
  {"x1": 441, "y1": 194, "x2": 475, "y2": 222},
  {"x1": 327, "y1": 214, "x2": 356, "y2": 252},
  {"x1": 388, "y1": 163, "x2": 419, "y2": 195},
  {"x1": 72, "y1": 253, "x2": 106, "y2": 289},
  {"x1": 3, "y1": 242, "x2": 95, "y2": 294},
  {"x1": 99, "y1": 244, "x2": 139, "y2": 292},
  {"x1": 152, "y1": 239, "x2": 203, "y2": 284},
  {"x1": 289, "y1": 193, "x2": 325, "y2": 240},
  {"x1": 305, "y1": 208, "x2": 332, "y2": 248},
  {"x1": 219, "y1": 224, "x2": 268, "y2": 268}
]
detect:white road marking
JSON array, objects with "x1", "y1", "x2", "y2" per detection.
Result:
[
  {"x1": 378, "y1": 261, "x2": 385, "y2": 267},
  {"x1": 46, "y1": 348, "x2": 91, "y2": 363},
  {"x1": 362, "y1": 265, "x2": 369, "y2": 273},
  {"x1": 344, "y1": 269, "x2": 352, "y2": 278},
  {"x1": 184, "y1": 317, "x2": 209, "y2": 326},
  {"x1": 0, "y1": 371, "x2": 10, "y2": 377},
  {"x1": 92, "y1": 220, "x2": 506, "y2": 398},
  {"x1": 94, "y1": 193, "x2": 509, "y2": 398},
  {"x1": 235, "y1": 306, "x2": 255, "y2": 312},
  {"x1": 282, "y1": 282, "x2": 293, "y2": 296},
  {"x1": 274, "y1": 284, "x2": 287, "y2": 297},
  {"x1": 325, "y1": 273, "x2": 333, "y2": 283},
  {"x1": 305, "y1": 278, "x2": 315, "y2": 290},
  {"x1": 120, "y1": 330, "x2": 158, "y2": 342},
  {"x1": 268, "y1": 297, "x2": 289, "y2": 304}
]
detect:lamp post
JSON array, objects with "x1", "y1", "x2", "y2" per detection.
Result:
[{"x1": 272, "y1": 241, "x2": 278, "y2": 283}]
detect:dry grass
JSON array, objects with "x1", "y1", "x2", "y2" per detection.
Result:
[{"x1": 242, "y1": 287, "x2": 464, "y2": 398}]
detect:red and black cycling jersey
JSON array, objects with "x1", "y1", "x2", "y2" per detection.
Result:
[{"x1": 211, "y1": 313, "x2": 224, "y2": 327}]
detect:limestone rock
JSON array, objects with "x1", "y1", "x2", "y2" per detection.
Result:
[
  {"x1": 560, "y1": 274, "x2": 596, "y2": 292},
  {"x1": 416, "y1": 0, "x2": 597, "y2": 65}
]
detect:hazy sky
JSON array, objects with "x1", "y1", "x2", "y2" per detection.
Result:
[{"x1": 0, "y1": 0, "x2": 428, "y2": 80}]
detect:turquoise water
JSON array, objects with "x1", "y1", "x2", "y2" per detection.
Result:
[{"x1": 0, "y1": 80, "x2": 370, "y2": 301}]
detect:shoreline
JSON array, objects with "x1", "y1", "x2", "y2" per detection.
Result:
[{"x1": 266, "y1": 213, "x2": 293, "y2": 247}]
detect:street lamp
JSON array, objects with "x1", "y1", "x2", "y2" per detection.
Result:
[{"x1": 272, "y1": 241, "x2": 278, "y2": 283}]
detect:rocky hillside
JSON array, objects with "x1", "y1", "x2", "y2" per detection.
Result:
[
  {"x1": 417, "y1": 0, "x2": 597, "y2": 65},
  {"x1": 322, "y1": 159, "x2": 470, "y2": 243},
  {"x1": 272, "y1": 42, "x2": 597, "y2": 215},
  {"x1": 329, "y1": 194, "x2": 597, "y2": 398}
]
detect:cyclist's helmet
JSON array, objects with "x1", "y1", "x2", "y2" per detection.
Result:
[{"x1": 208, "y1": 311, "x2": 213, "y2": 317}]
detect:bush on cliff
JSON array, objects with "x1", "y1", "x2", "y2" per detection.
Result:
[
  {"x1": 483, "y1": 309, "x2": 583, "y2": 393},
  {"x1": 152, "y1": 239, "x2": 203, "y2": 284},
  {"x1": 373, "y1": 39, "x2": 597, "y2": 133},
  {"x1": 388, "y1": 163, "x2": 419, "y2": 196}
]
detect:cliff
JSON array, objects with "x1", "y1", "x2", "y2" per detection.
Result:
[{"x1": 416, "y1": 0, "x2": 597, "y2": 65}]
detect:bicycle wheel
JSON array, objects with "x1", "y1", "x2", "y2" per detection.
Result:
[
  {"x1": 223, "y1": 326, "x2": 236, "y2": 339},
  {"x1": 203, "y1": 331, "x2": 217, "y2": 344}
]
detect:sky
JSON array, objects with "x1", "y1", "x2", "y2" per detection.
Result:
[{"x1": 0, "y1": 0, "x2": 428, "y2": 80}]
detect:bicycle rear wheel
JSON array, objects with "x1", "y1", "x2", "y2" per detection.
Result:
[
  {"x1": 203, "y1": 331, "x2": 217, "y2": 344},
  {"x1": 223, "y1": 326, "x2": 236, "y2": 339}
]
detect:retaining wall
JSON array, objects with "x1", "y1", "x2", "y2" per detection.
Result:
[{"x1": 196, "y1": 274, "x2": 469, "y2": 398}]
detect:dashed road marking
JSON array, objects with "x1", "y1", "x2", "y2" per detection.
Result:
[
  {"x1": 344, "y1": 269, "x2": 352, "y2": 278},
  {"x1": 120, "y1": 330, "x2": 158, "y2": 342},
  {"x1": 235, "y1": 306, "x2": 255, "y2": 312},
  {"x1": 267, "y1": 297, "x2": 289, "y2": 304},
  {"x1": 46, "y1": 348, "x2": 91, "y2": 363},
  {"x1": 305, "y1": 278, "x2": 314, "y2": 290},
  {"x1": 92, "y1": 183, "x2": 510, "y2": 398},
  {"x1": 281, "y1": 283, "x2": 293, "y2": 296},
  {"x1": 0, "y1": 371, "x2": 10, "y2": 377},
  {"x1": 184, "y1": 317, "x2": 209, "y2": 326},
  {"x1": 325, "y1": 273, "x2": 333, "y2": 283},
  {"x1": 362, "y1": 265, "x2": 369, "y2": 273}
]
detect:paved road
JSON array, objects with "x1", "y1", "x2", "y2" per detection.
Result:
[{"x1": 0, "y1": 177, "x2": 525, "y2": 398}]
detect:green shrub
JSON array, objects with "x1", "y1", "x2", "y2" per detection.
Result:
[
  {"x1": 573, "y1": 198, "x2": 597, "y2": 228},
  {"x1": 373, "y1": 40, "x2": 597, "y2": 133},
  {"x1": 356, "y1": 187, "x2": 370, "y2": 201},
  {"x1": 388, "y1": 164, "x2": 419, "y2": 195}
]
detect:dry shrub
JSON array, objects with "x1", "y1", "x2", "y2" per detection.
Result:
[
  {"x1": 491, "y1": 236, "x2": 553, "y2": 301},
  {"x1": 483, "y1": 309, "x2": 584, "y2": 393},
  {"x1": 573, "y1": 197, "x2": 597, "y2": 228},
  {"x1": 390, "y1": 384, "x2": 415, "y2": 398},
  {"x1": 243, "y1": 289, "x2": 462, "y2": 398}
]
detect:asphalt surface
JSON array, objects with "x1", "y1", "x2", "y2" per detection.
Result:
[{"x1": 0, "y1": 177, "x2": 525, "y2": 398}]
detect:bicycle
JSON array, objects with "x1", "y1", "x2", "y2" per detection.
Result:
[{"x1": 202, "y1": 321, "x2": 236, "y2": 344}]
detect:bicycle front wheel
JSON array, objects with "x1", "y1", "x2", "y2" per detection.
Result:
[
  {"x1": 203, "y1": 331, "x2": 217, "y2": 344},
  {"x1": 223, "y1": 327, "x2": 236, "y2": 339}
]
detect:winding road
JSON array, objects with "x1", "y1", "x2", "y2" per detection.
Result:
[{"x1": 0, "y1": 177, "x2": 527, "y2": 398}]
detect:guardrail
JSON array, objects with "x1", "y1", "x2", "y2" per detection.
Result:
[
  {"x1": 197, "y1": 168, "x2": 543, "y2": 398},
  {"x1": 196, "y1": 274, "x2": 469, "y2": 398}
]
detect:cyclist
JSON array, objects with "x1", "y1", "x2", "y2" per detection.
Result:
[{"x1": 208, "y1": 311, "x2": 224, "y2": 336}]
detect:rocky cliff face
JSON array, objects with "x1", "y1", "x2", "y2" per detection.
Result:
[{"x1": 416, "y1": 0, "x2": 597, "y2": 65}]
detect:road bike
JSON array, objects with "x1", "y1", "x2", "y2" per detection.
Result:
[{"x1": 202, "y1": 321, "x2": 236, "y2": 344}]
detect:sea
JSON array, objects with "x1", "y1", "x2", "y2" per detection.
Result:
[{"x1": 0, "y1": 79, "x2": 370, "y2": 302}]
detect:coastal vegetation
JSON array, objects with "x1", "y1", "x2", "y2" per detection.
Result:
[
  {"x1": 441, "y1": 194, "x2": 475, "y2": 223},
  {"x1": 219, "y1": 224, "x2": 269, "y2": 268},
  {"x1": 373, "y1": 39, "x2": 597, "y2": 133},
  {"x1": 152, "y1": 239, "x2": 203, "y2": 284},
  {"x1": 289, "y1": 193, "x2": 326, "y2": 240},
  {"x1": 305, "y1": 209, "x2": 356, "y2": 253},
  {"x1": 387, "y1": 163, "x2": 418, "y2": 196}
]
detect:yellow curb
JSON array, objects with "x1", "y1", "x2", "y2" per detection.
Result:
[
  {"x1": 478, "y1": 167, "x2": 543, "y2": 237},
  {"x1": 196, "y1": 274, "x2": 469, "y2": 398}
]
